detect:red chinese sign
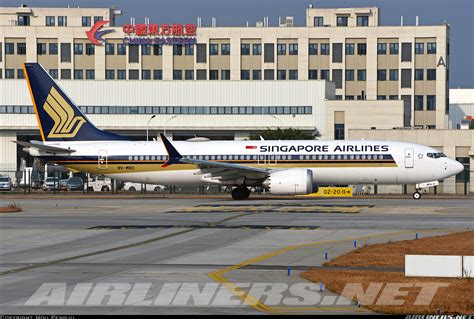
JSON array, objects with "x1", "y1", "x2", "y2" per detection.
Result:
[{"x1": 122, "y1": 24, "x2": 197, "y2": 36}]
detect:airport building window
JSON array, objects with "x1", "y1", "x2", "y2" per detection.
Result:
[
  {"x1": 153, "y1": 44, "x2": 162, "y2": 55},
  {"x1": 415, "y1": 42, "x2": 424, "y2": 54},
  {"x1": 209, "y1": 44, "x2": 218, "y2": 55},
  {"x1": 17, "y1": 15, "x2": 30, "y2": 26},
  {"x1": 345, "y1": 69, "x2": 354, "y2": 81},
  {"x1": 377, "y1": 43, "x2": 386, "y2": 54},
  {"x1": 184, "y1": 44, "x2": 194, "y2": 55},
  {"x1": 277, "y1": 70, "x2": 286, "y2": 80},
  {"x1": 185, "y1": 70, "x2": 194, "y2": 80},
  {"x1": 289, "y1": 43, "x2": 298, "y2": 55},
  {"x1": 5, "y1": 69, "x2": 14, "y2": 79},
  {"x1": 314, "y1": 16, "x2": 323, "y2": 27},
  {"x1": 277, "y1": 44, "x2": 286, "y2": 55},
  {"x1": 264, "y1": 43, "x2": 274, "y2": 62},
  {"x1": 401, "y1": 69, "x2": 412, "y2": 88},
  {"x1": 49, "y1": 43, "x2": 58, "y2": 55},
  {"x1": 241, "y1": 70, "x2": 250, "y2": 80},
  {"x1": 309, "y1": 43, "x2": 318, "y2": 55},
  {"x1": 17, "y1": 43, "x2": 26, "y2": 55},
  {"x1": 345, "y1": 43, "x2": 354, "y2": 55},
  {"x1": 264, "y1": 69, "x2": 274, "y2": 80},
  {"x1": 17, "y1": 69, "x2": 25, "y2": 79},
  {"x1": 105, "y1": 70, "x2": 115, "y2": 80},
  {"x1": 128, "y1": 45, "x2": 139, "y2": 63},
  {"x1": 427, "y1": 95, "x2": 436, "y2": 110},
  {"x1": 389, "y1": 95, "x2": 398, "y2": 100},
  {"x1": 357, "y1": 69, "x2": 366, "y2": 81},
  {"x1": 345, "y1": 95, "x2": 354, "y2": 100},
  {"x1": 60, "y1": 43, "x2": 71, "y2": 62},
  {"x1": 415, "y1": 69, "x2": 424, "y2": 80},
  {"x1": 253, "y1": 44, "x2": 262, "y2": 55},
  {"x1": 74, "y1": 43, "x2": 83, "y2": 55},
  {"x1": 173, "y1": 44, "x2": 183, "y2": 56},
  {"x1": 116, "y1": 44, "x2": 126, "y2": 55},
  {"x1": 86, "y1": 69, "x2": 95, "y2": 80},
  {"x1": 414, "y1": 95, "x2": 424, "y2": 110},
  {"x1": 401, "y1": 43, "x2": 412, "y2": 62},
  {"x1": 118, "y1": 70, "x2": 126, "y2": 80},
  {"x1": 320, "y1": 69, "x2": 329, "y2": 80},
  {"x1": 85, "y1": 43, "x2": 95, "y2": 55},
  {"x1": 389, "y1": 69, "x2": 398, "y2": 81},
  {"x1": 153, "y1": 70, "x2": 163, "y2": 80},
  {"x1": 427, "y1": 69, "x2": 436, "y2": 80},
  {"x1": 142, "y1": 44, "x2": 151, "y2": 55},
  {"x1": 332, "y1": 43, "x2": 342, "y2": 62},
  {"x1": 240, "y1": 44, "x2": 250, "y2": 55},
  {"x1": 390, "y1": 43, "x2": 399, "y2": 54},
  {"x1": 129, "y1": 70, "x2": 139, "y2": 80},
  {"x1": 320, "y1": 43, "x2": 330, "y2": 55},
  {"x1": 196, "y1": 44, "x2": 207, "y2": 62},
  {"x1": 46, "y1": 16, "x2": 55, "y2": 26},
  {"x1": 74, "y1": 69, "x2": 83, "y2": 80},
  {"x1": 334, "y1": 123, "x2": 345, "y2": 140},
  {"x1": 333, "y1": 69, "x2": 342, "y2": 88},
  {"x1": 82, "y1": 16, "x2": 91, "y2": 27},
  {"x1": 377, "y1": 69, "x2": 387, "y2": 81},
  {"x1": 253, "y1": 70, "x2": 261, "y2": 80},
  {"x1": 37, "y1": 43, "x2": 46, "y2": 55},
  {"x1": 49, "y1": 69, "x2": 58, "y2": 79},
  {"x1": 5, "y1": 43, "x2": 14, "y2": 54},
  {"x1": 209, "y1": 70, "x2": 218, "y2": 80},
  {"x1": 142, "y1": 70, "x2": 151, "y2": 80},
  {"x1": 221, "y1": 70, "x2": 230, "y2": 80},
  {"x1": 94, "y1": 16, "x2": 103, "y2": 23},
  {"x1": 173, "y1": 70, "x2": 182, "y2": 80},
  {"x1": 309, "y1": 69, "x2": 318, "y2": 80},
  {"x1": 61, "y1": 69, "x2": 71, "y2": 79},
  {"x1": 289, "y1": 70, "x2": 298, "y2": 80},
  {"x1": 357, "y1": 43, "x2": 367, "y2": 55},
  {"x1": 377, "y1": 95, "x2": 386, "y2": 100},
  {"x1": 196, "y1": 69, "x2": 206, "y2": 80},
  {"x1": 221, "y1": 44, "x2": 230, "y2": 55},
  {"x1": 58, "y1": 16, "x2": 67, "y2": 26},
  {"x1": 357, "y1": 15, "x2": 369, "y2": 26},
  {"x1": 455, "y1": 158, "x2": 469, "y2": 182},
  {"x1": 427, "y1": 42, "x2": 437, "y2": 54},
  {"x1": 336, "y1": 16, "x2": 348, "y2": 26}
]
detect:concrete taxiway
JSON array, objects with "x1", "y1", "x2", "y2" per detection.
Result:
[{"x1": 0, "y1": 196, "x2": 473, "y2": 314}]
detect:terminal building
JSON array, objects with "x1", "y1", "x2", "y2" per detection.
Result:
[{"x1": 0, "y1": 4, "x2": 472, "y2": 194}]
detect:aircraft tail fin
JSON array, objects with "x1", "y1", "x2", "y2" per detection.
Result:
[{"x1": 23, "y1": 63, "x2": 127, "y2": 142}]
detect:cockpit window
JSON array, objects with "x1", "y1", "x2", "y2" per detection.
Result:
[{"x1": 427, "y1": 152, "x2": 447, "y2": 159}]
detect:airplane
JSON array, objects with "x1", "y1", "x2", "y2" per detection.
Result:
[{"x1": 17, "y1": 63, "x2": 464, "y2": 200}]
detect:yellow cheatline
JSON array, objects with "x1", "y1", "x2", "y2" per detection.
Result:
[{"x1": 208, "y1": 228, "x2": 456, "y2": 314}]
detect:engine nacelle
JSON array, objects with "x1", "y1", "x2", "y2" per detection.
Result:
[{"x1": 263, "y1": 168, "x2": 314, "y2": 195}]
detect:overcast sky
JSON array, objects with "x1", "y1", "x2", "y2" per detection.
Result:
[{"x1": 2, "y1": 0, "x2": 473, "y2": 88}]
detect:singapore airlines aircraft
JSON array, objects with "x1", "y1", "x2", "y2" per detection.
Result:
[{"x1": 17, "y1": 63, "x2": 464, "y2": 200}]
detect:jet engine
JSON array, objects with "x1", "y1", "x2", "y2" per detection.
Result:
[{"x1": 263, "y1": 168, "x2": 314, "y2": 195}]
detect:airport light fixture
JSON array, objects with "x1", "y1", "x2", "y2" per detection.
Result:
[
  {"x1": 164, "y1": 115, "x2": 178, "y2": 137},
  {"x1": 146, "y1": 114, "x2": 156, "y2": 141}
]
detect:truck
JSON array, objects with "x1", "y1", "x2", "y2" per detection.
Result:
[{"x1": 85, "y1": 175, "x2": 112, "y2": 192}]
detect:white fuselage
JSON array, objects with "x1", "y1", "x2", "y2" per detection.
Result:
[{"x1": 32, "y1": 139, "x2": 463, "y2": 188}]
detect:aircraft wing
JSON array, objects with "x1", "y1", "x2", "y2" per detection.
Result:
[
  {"x1": 13, "y1": 140, "x2": 76, "y2": 153},
  {"x1": 160, "y1": 134, "x2": 269, "y2": 181}
]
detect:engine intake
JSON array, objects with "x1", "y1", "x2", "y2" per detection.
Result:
[{"x1": 263, "y1": 168, "x2": 314, "y2": 195}]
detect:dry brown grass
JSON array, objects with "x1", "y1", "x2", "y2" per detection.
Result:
[
  {"x1": 325, "y1": 230, "x2": 474, "y2": 268},
  {"x1": 301, "y1": 269, "x2": 473, "y2": 314},
  {"x1": 0, "y1": 202, "x2": 22, "y2": 213}
]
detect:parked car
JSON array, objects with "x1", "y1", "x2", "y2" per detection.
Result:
[
  {"x1": 67, "y1": 177, "x2": 84, "y2": 191},
  {"x1": 122, "y1": 182, "x2": 166, "y2": 192},
  {"x1": 59, "y1": 179, "x2": 68, "y2": 191},
  {"x1": 43, "y1": 177, "x2": 60, "y2": 191},
  {"x1": 0, "y1": 176, "x2": 13, "y2": 191}
]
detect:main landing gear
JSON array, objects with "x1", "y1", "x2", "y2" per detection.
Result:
[
  {"x1": 231, "y1": 186, "x2": 251, "y2": 200},
  {"x1": 412, "y1": 191, "x2": 422, "y2": 200}
]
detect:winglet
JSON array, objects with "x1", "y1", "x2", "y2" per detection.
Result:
[{"x1": 160, "y1": 134, "x2": 182, "y2": 167}]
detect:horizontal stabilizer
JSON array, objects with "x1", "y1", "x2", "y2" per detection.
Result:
[{"x1": 13, "y1": 140, "x2": 76, "y2": 153}]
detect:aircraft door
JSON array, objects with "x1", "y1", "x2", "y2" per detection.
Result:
[
  {"x1": 98, "y1": 150, "x2": 108, "y2": 170},
  {"x1": 404, "y1": 148, "x2": 414, "y2": 168}
]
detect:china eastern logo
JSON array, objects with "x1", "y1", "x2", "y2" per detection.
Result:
[{"x1": 86, "y1": 20, "x2": 114, "y2": 45}]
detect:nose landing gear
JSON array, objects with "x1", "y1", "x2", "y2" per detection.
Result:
[
  {"x1": 231, "y1": 186, "x2": 251, "y2": 200},
  {"x1": 412, "y1": 191, "x2": 421, "y2": 200}
]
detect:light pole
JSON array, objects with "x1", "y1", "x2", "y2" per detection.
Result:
[
  {"x1": 163, "y1": 115, "x2": 178, "y2": 137},
  {"x1": 270, "y1": 115, "x2": 284, "y2": 128},
  {"x1": 146, "y1": 114, "x2": 156, "y2": 141}
]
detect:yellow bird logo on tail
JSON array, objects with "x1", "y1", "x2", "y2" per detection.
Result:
[{"x1": 43, "y1": 87, "x2": 86, "y2": 138}]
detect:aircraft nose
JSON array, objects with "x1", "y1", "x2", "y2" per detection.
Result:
[{"x1": 451, "y1": 159, "x2": 464, "y2": 175}]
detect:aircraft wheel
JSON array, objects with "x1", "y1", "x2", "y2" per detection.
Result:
[
  {"x1": 231, "y1": 187, "x2": 251, "y2": 200},
  {"x1": 412, "y1": 191, "x2": 421, "y2": 200},
  {"x1": 129, "y1": 186, "x2": 136, "y2": 192}
]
